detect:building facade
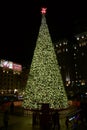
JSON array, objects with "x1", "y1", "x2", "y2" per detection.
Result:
[
  {"x1": 54, "y1": 32, "x2": 87, "y2": 98},
  {"x1": 0, "y1": 60, "x2": 23, "y2": 95}
]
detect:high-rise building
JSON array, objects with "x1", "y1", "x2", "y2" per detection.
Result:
[
  {"x1": 54, "y1": 32, "x2": 87, "y2": 98},
  {"x1": 75, "y1": 32, "x2": 87, "y2": 82},
  {"x1": 54, "y1": 39, "x2": 71, "y2": 87}
]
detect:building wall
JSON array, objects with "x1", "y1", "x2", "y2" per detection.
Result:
[
  {"x1": 54, "y1": 32, "x2": 87, "y2": 88},
  {"x1": 0, "y1": 67, "x2": 21, "y2": 94}
]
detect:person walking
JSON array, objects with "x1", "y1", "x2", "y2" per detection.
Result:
[
  {"x1": 10, "y1": 101, "x2": 14, "y2": 115},
  {"x1": 65, "y1": 116, "x2": 69, "y2": 129},
  {"x1": 3, "y1": 110, "x2": 9, "y2": 130},
  {"x1": 52, "y1": 110, "x2": 60, "y2": 130}
]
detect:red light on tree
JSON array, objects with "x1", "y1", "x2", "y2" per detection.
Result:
[{"x1": 41, "y1": 7, "x2": 47, "y2": 14}]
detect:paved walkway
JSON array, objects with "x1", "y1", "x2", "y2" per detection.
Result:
[
  {"x1": 0, "y1": 106, "x2": 87, "y2": 130},
  {"x1": 0, "y1": 113, "x2": 33, "y2": 130}
]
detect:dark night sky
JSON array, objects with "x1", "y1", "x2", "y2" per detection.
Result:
[{"x1": 0, "y1": 0, "x2": 87, "y2": 66}]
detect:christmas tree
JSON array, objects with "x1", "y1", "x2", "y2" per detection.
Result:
[{"x1": 23, "y1": 8, "x2": 68, "y2": 109}]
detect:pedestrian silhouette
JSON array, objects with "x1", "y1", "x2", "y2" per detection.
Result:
[
  {"x1": 10, "y1": 102, "x2": 14, "y2": 114},
  {"x1": 65, "y1": 116, "x2": 69, "y2": 129},
  {"x1": 40, "y1": 112, "x2": 51, "y2": 130},
  {"x1": 32, "y1": 111, "x2": 37, "y2": 126},
  {"x1": 3, "y1": 110, "x2": 9, "y2": 130},
  {"x1": 52, "y1": 110, "x2": 60, "y2": 130}
]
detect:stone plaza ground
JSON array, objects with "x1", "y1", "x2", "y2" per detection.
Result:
[{"x1": 0, "y1": 105, "x2": 87, "y2": 130}]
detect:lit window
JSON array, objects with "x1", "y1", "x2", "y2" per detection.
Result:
[
  {"x1": 14, "y1": 89, "x2": 18, "y2": 94},
  {"x1": 82, "y1": 36, "x2": 84, "y2": 39},
  {"x1": 56, "y1": 44, "x2": 58, "y2": 47},
  {"x1": 74, "y1": 53, "x2": 76, "y2": 56},
  {"x1": 77, "y1": 37, "x2": 79, "y2": 40},
  {"x1": 3, "y1": 70, "x2": 5, "y2": 73},
  {"x1": 63, "y1": 42, "x2": 67, "y2": 45},
  {"x1": 59, "y1": 43, "x2": 62, "y2": 46},
  {"x1": 81, "y1": 82, "x2": 85, "y2": 86},
  {"x1": 74, "y1": 46, "x2": 77, "y2": 49},
  {"x1": 66, "y1": 48, "x2": 68, "y2": 52}
]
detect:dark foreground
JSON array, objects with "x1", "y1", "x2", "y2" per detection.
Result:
[{"x1": 0, "y1": 106, "x2": 87, "y2": 130}]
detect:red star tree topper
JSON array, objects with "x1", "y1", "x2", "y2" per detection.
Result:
[{"x1": 41, "y1": 7, "x2": 47, "y2": 14}]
